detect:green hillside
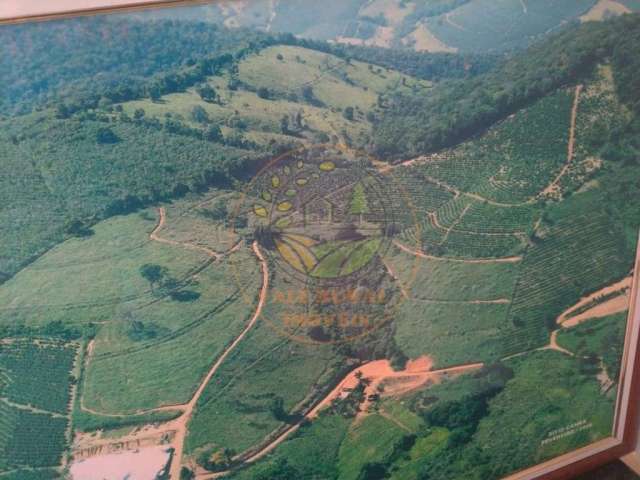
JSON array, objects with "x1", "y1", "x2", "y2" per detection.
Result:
[
  {"x1": 373, "y1": 14, "x2": 640, "y2": 159},
  {"x1": 155, "y1": 0, "x2": 639, "y2": 54},
  {"x1": 0, "y1": 42, "x2": 432, "y2": 281}
]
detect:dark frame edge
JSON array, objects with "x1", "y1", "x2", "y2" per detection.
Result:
[{"x1": 0, "y1": 0, "x2": 215, "y2": 25}]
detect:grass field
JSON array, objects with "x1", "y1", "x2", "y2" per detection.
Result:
[
  {"x1": 385, "y1": 242, "x2": 519, "y2": 366},
  {"x1": 185, "y1": 273, "x2": 346, "y2": 457},
  {"x1": 0, "y1": 198, "x2": 263, "y2": 416},
  {"x1": 396, "y1": 300, "x2": 511, "y2": 366},
  {"x1": 0, "y1": 211, "x2": 206, "y2": 328},
  {"x1": 82, "y1": 248, "x2": 259, "y2": 413},
  {"x1": 385, "y1": 245, "x2": 519, "y2": 302},
  {"x1": 119, "y1": 45, "x2": 431, "y2": 151}
]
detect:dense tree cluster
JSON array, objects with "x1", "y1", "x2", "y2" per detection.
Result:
[
  {"x1": 0, "y1": 19, "x2": 265, "y2": 115},
  {"x1": 1, "y1": 17, "x2": 496, "y2": 118},
  {"x1": 372, "y1": 14, "x2": 640, "y2": 159}
]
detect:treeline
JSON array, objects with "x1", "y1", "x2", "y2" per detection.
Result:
[
  {"x1": 0, "y1": 18, "x2": 268, "y2": 115},
  {"x1": 2, "y1": 16, "x2": 496, "y2": 117},
  {"x1": 288, "y1": 35, "x2": 499, "y2": 80},
  {"x1": 53, "y1": 51, "x2": 239, "y2": 119},
  {"x1": 372, "y1": 14, "x2": 640, "y2": 159},
  {"x1": 0, "y1": 320, "x2": 96, "y2": 341},
  {"x1": 0, "y1": 114, "x2": 260, "y2": 279},
  {"x1": 52, "y1": 33, "x2": 497, "y2": 118},
  {"x1": 607, "y1": 16, "x2": 640, "y2": 163}
]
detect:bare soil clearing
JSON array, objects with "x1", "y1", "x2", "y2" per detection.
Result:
[
  {"x1": 307, "y1": 356, "x2": 483, "y2": 421},
  {"x1": 198, "y1": 356, "x2": 482, "y2": 479},
  {"x1": 557, "y1": 275, "x2": 632, "y2": 328},
  {"x1": 404, "y1": 24, "x2": 458, "y2": 53},
  {"x1": 581, "y1": 0, "x2": 631, "y2": 21}
]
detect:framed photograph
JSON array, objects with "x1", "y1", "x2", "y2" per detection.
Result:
[{"x1": 1, "y1": 1, "x2": 639, "y2": 479}]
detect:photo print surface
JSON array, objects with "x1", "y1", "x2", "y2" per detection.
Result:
[{"x1": 1, "y1": 1, "x2": 640, "y2": 479}]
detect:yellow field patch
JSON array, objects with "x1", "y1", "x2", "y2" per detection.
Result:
[
  {"x1": 282, "y1": 237, "x2": 318, "y2": 271},
  {"x1": 319, "y1": 161, "x2": 336, "y2": 172},
  {"x1": 282, "y1": 233, "x2": 317, "y2": 247},
  {"x1": 275, "y1": 238, "x2": 306, "y2": 272}
]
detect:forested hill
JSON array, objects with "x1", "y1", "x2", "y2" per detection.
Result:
[
  {"x1": 372, "y1": 13, "x2": 640, "y2": 160},
  {"x1": 0, "y1": 19, "x2": 268, "y2": 115},
  {"x1": 0, "y1": 17, "x2": 495, "y2": 116}
]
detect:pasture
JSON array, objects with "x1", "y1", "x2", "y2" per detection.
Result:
[
  {"x1": 186, "y1": 272, "x2": 345, "y2": 457},
  {"x1": 119, "y1": 44, "x2": 431, "y2": 152}
]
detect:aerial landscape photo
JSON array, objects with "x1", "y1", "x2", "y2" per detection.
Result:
[{"x1": 1, "y1": 0, "x2": 640, "y2": 479}]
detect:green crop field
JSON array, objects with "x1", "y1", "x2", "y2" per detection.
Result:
[
  {"x1": 415, "y1": 87, "x2": 575, "y2": 203},
  {"x1": 0, "y1": 339, "x2": 77, "y2": 475},
  {"x1": 0, "y1": 340, "x2": 76, "y2": 414},
  {"x1": 425, "y1": 0, "x2": 597, "y2": 52},
  {"x1": 505, "y1": 210, "x2": 631, "y2": 355}
]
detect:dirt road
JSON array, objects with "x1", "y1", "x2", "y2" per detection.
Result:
[
  {"x1": 540, "y1": 84, "x2": 583, "y2": 198},
  {"x1": 150, "y1": 207, "x2": 220, "y2": 258},
  {"x1": 73, "y1": 241, "x2": 269, "y2": 478},
  {"x1": 199, "y1": 357, "x2": 482, "y2": 479},
  {"x1": 503, "y1": 275, "x2": 633, "y2": 364},
  {"x1": 168, "y1": 242, "x2": 269, "y2": 480},
  {"x1": 393, "y1": 240, "x2": 523, "y2": 264},
  {"x1": 557, "y1": 275, "x2": 632, "y2": 328}
]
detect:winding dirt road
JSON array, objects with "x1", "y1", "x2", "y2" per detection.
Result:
[
  {"x1": 74, "y1": 236, "x2": 268, "y2": 478},
  {"x1": 557, "y1": 275, "x2": 632, "y2": 328},
  {"x1": 168, "y1": 242, "x2": 269, "y2": 480},
  {"x1": 393, "y1": 239, "x2": 523, "y2": 264},
  {"x1": 198, "y1": 357, "x2": 483, "y2": 479},
  {"x1": 150, "y1": 207, "x2": 220, "y2": 258}
]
